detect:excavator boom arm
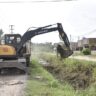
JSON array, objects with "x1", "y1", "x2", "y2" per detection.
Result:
[{"x1": 17, "y1": 23, "x2": 72, "y2": 57}]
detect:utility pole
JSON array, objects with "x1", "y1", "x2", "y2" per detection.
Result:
[
  {"x1": 9, "y1": 25, "x2": 14, "y2": 34},
  {"x1": 70, "y1": 34, "x2": 72, "y2": 50},
  {"x1": 78, "y1": 36, "x2": 80, "y2": 41},
  {"x1": 70, "y1": 34, "x2": 72, "y2": 42}
]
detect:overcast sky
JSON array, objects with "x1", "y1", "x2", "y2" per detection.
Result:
[{"x1": 0, "y1": 0, "x2": 96, "y2": 43}]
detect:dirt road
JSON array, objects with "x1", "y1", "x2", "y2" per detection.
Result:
[
  {"x1": 0, "y1": 74, "x2": 27, "y2": 96},
  {"x1": 70, "y1": 55, "x2": 96, "y2": 62}
]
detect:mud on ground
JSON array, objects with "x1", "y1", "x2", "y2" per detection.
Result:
[{"x1": 0, "y1": 74, "x2": 27, "y2": 96}]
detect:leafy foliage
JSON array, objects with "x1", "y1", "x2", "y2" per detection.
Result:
[
  {"x1": 0, "y1": 29, "x2": 3, "y2": 36},
  {"x1": 82, "y1": 48, "x2": 91, "y2": 55}
]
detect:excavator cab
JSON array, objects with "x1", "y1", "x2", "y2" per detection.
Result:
[
  {"x1": 4, "y1": 34, "x2": 21, "y2": 46},
  {"x1": 4, "y1": 34, "x2": 31, "y2": 56}
]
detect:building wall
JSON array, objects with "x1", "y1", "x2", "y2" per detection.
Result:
[
  {"x1": 77, "y1": 38, "x2": 96, "y2": 50},
  {"x1": 70, "y1": 42, "x2": 78, "y2": 50},
  {"x1": 89, "y1": 38, "x2": 96, "y2": 46},
  {"x1": 77, "y1": 40, "x2": 83, "y2": 48}
]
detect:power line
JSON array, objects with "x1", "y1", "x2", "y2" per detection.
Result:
[
  {"x1": 69, "y1": 29, "x2": 96, "y2": 41},
  {"x1": 81, "y1": 29, "x2": 96, "y2": 37}
]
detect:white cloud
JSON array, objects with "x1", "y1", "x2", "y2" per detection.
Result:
[{"x1": 0, "y1": 0, "x2": 96, "y2": 43}]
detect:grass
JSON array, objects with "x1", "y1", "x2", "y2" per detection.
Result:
[
  {"x1": 40, "y1": 53, "x2": 96, "y2": 94},
  {"x1": 26, "y1": 80, "x2": 76, "y2": 96},
  {"x1": 72, "y1": 51, "x2": 83, "y2": 56},
  {"x1": 26, "y1": 59, "x2": 76, "y2": 96},
  {"x1": 39, "y1": 52, "x2": 96, "y2": 76},
  {"x1": 26, "y1": 54, "x2": 96, "y2": 96}
]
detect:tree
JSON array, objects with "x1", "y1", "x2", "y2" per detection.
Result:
[{"x1": 0, "y1": 29, "x2": 3, "y2": 36}]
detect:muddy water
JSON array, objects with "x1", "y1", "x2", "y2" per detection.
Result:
[{"x1": 0, "y1": 75, "x2": 27, "y2": 96}]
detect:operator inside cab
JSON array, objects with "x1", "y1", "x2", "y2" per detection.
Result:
[{"x1": 4, "y1": 34, "x2": 21, "y2": 45}]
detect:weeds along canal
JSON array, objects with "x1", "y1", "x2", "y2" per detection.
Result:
[{"x1": 39, "y1": 58, "x2": 96, "y2": 90}]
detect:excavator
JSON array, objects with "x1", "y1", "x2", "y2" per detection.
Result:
[{"x1": 0, "y1": 23, "x2": 73, "y2": 73}]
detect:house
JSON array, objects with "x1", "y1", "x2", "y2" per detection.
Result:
[
  {"x1": 70, "y1": 42, "x2": 78, "y2": 50},
  {"x1": 77, "y1": 40, "x2": 83, "y2": 50},
  {"x1": 77, "y1": 38, "x2": 96, "y2": 50}
]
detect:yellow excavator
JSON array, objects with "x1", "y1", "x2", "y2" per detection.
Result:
[{"x1": 0, "y1": 23, "x2": 73, "y2": 73}]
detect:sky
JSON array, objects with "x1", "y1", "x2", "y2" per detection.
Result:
[{"x1": 0, "y1": 0, "x2": 96, "y2": 43}]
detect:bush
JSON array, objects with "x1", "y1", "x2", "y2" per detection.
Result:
[{"x1": 82, "y1": 48, "x2": 91, "y2": 55}]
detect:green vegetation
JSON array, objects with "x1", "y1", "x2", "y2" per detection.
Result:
[
  {"x1": 40, "y1": 53, "x2": 96, "y2": 95},
  {"x1": 26, "y1": 53, "x2": 96, "y2": 96},
  {"x1": 26, "y1": 59, "x2": 76, "y2": 96},
  {"x1": 72, "y1": 51, "x2": 83, "y2": 56},
  {"x1": 82, "y1": 48, "x2": 91, "y2": 55}
]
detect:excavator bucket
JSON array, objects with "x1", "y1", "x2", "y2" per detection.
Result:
[
  {"x1": 57, "y1": 44, "x2": 73, "y2": 59},
  {"x1": 61, "y1": 49, "x2": 73, "y2": 58}
]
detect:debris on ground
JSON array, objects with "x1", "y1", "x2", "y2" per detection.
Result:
[{"x1": 34, "y1": 75, "x2": 43, "y2": 80}]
